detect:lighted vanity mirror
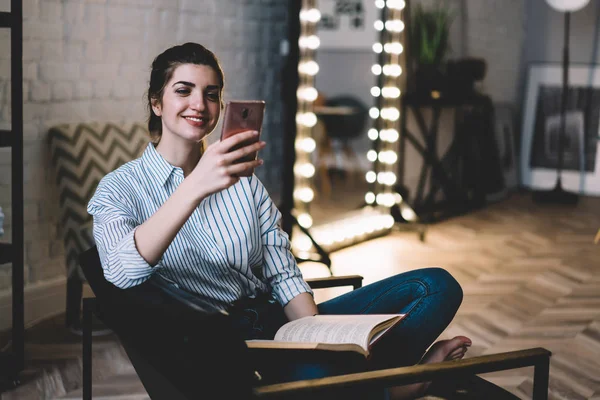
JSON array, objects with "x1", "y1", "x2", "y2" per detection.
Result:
[{"x1": 291, "y1": 0, "x2": 408, "y2": 257}]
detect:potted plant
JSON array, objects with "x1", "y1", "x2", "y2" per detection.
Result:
[{"x1": 409, "y1": 2, "x2": 454, "y2": 95}]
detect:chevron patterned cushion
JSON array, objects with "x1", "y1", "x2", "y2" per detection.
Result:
[{"x1": 49, "y1": 122, "x2": 150, "y2": 280}]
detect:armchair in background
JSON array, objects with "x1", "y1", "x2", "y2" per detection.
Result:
[{"x1": 49, "y1": 122, "x2": 149, "y2": 330}]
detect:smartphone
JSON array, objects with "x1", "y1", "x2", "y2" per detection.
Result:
[{"x1": 220, "y1": 100, "x2": 266, "y2": 176}]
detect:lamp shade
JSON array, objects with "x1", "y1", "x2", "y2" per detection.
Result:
[{"x1": 545, "y1": 0, "x2": 590, "y2": 12}]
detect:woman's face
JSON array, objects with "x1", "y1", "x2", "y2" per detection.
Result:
[{"x1": 152, "y1": 63, "x2": 222, "y2": 143}]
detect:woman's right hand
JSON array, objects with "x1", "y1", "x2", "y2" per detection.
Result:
[{"x1": 187, "y1": 130, "x2": 266, "y2": 202}]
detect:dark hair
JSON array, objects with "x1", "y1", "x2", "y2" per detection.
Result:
[{"x1": 146, "y1": 42, "x2": 225, "y2": 143}]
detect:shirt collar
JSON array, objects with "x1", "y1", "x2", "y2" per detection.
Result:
[{"x1": 141, "y1": 142, "x2": 182, "y2": 187}]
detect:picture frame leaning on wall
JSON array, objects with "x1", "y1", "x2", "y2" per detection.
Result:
[
  {"x1": 486, "y1": 104, "x2": 519, "y2": 203},
  {"x1": 521, "y1": 63, "x2": 600, "y2": 196}
]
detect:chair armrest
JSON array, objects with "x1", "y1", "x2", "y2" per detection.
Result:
[
  {"x1": 253, "y1": 347, "x2": 551, "y2": 398},
  {"x1": 306, "y1": 275, "x2": 363, "y2": 290}
]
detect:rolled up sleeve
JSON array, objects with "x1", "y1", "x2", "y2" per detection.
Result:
[
  {"x1": 252, "y1": 177, "x2": 313, "y2": 306},
  {"x1": 87, "y1": 182, "x2": 158, "y2": 289}
]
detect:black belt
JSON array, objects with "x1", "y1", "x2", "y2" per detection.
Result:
[
  {"x1": 227, "y1": 292, "x2": 287, "y2": 340},
  {"x1": 229, "y1": 291, "x2": 276, "y2": 312}
]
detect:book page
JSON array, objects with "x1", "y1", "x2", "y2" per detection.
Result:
[
  {"x1": 274, "y1": 315, "x2": 397, "y2": 351},
  {"x1": 245, "y1": 340, "x2": 368, "y2": 357}
]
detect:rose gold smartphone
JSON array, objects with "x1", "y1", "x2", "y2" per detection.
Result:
[{"x1": 220, "y1": 100, "x2": 266, "y2": 177}]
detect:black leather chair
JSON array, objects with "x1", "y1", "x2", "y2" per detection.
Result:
[
  {"x1": 80, "y1": 246, "x2": 551, "y2": 399},
  {"x1": 79, "y1": 246, "x2": 365, "y2": 399}
]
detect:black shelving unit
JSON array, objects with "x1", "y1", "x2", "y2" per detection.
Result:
[{"x1": 0, "y1": 0, "x2": 24, "y2": 393}]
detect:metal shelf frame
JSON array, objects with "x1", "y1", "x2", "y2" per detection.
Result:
[{"x1": 0, "y1": 0, "x2": 24, "y2": 393}]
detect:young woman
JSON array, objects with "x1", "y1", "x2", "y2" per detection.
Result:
[{"x1": 88, "y1": 42, "x2": 471, "y2": 399}]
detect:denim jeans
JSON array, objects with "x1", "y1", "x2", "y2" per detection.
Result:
[
  {"x1": 232, "y1": 267, "x2": 463, "y2": 386},
  {"x1": 318, "y1": 267, "x2": 463, "y2": 369}
]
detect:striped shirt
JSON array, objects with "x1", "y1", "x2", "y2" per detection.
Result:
[{"x1": 87, "y1": 142, "x2": 312, "y2": 309}]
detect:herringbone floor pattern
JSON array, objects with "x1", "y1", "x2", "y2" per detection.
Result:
[
  {"x1": 311, "y1": 193, "x2": 600, "y2": 400},
  {"x1": 57, "y1": 193, "x2": 600, "y2": 399}
]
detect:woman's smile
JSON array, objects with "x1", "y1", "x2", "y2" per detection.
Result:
[{"x1": 182, "y1": 115, "x2": 208, "y2": 128}]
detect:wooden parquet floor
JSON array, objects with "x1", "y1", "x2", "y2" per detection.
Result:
[
  {"x1": 303, "y1": 193, "x2": 600, "y2": 400},
  {"x1": 53, "y1": 193, "x2": 599, "y2": 399}
]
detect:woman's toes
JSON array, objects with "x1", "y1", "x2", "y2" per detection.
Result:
[
  {"x1": 449, "y1": 345, "x2": 469, "y2": 358},
  {"x1": 448, "y1": 347, "x2": 465, "y2": 359}
]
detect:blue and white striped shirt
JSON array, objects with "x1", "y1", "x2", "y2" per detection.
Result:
[{"x1": 87, "y1": 143, "x2": 312, "y2": 308}]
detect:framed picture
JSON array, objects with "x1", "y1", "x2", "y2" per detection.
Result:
[
  {"x1": 317, "y1": 0, "x2": 379, "y2": 50},
  {"x1": 521, "y1": 64, "x2": 600, "y2": 196},
  {"x1": 494, "y1": 104, "x2": 519, "y2": 191},
  {"x1": 487, "y1": 104, "x2": 519, "y2": 203}
]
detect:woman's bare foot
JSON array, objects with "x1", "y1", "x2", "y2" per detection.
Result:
[
  {"x1": 388, "y1": 336, "x2": 472, "y2": 399},
  {"x1": 419, "y1": 336, "x2": 471, "y2": 364}
]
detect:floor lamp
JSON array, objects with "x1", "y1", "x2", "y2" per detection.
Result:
[{"x1": 533, "y1": 0, "x2": 590, "y2": 204}]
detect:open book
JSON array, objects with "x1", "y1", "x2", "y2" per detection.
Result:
[{"x1": 246, "y1": 314, "x2": 405, "y2": 358}]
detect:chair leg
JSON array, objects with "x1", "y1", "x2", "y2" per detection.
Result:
[
  {"x1": 82, "y1": 298, "x2": 94, "y2": 400},
  {"x1": 532, "y1": 357, "x2": 549, "y2": 400},
  {"x1": 66, "y1": 276, "x2": 83, "y2": 328}
]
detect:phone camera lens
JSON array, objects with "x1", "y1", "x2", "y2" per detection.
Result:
[{"x1": 242, "y1": 108, "x2": 249, "y2": 119}]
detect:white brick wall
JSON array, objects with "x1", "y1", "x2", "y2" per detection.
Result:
[
  {"x1": 464, "y1": 0, "x2": 525, "y2": 105},
  {"x1": 0, "y1": 0, "x2": 290, "y2": 291}
]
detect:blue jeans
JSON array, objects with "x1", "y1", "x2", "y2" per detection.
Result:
[
  {"x1": 319, "y1": 267, "x2": 463, "y2": 369},
  {"x1": 233, "y1": 268, "x2": 463, "y2": 384}
]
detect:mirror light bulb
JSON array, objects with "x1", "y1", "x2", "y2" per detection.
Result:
[
  {"x1": 376, "y1": 193, "x2": 395, "y2": 207},
  {"x1": 295, "y1": 163, "x2": 315, "y2": 178},
  {"x1": 368, "y1": 128, "x2": 378, "y2": 141},
  {"x1": 297, "y1": 86, "x2": 318, "y2": 102},
  {"x1": 299, "y1": 35, "x2": 320, "y2": 50},
  {"x1": 383, "y1": 64, "x2": 402, "y2": 77},
  {"x1": 383, "y1": 215, "x2": 395, "y2": 228},
  {"x1": 294, "y1": 187, "x2": 314, "y2": 203},
  {"x1": 386, "y1": 0, "x2": 405, "y2": 10},
  {"x1": 367, "y1": 150, "x2": 378, "y2": 162},
  {"x1": 298, "y1": 61, "x2": 319, "y2": 76},
  {"x1": 381, "y1": 107, "x2": 400, "y2": 121},
  {"x1": 385, "y1": 20, "x2": 404, "y2": 32},
  {"x1": 401, "y1": 204, "x2": 417, "y2": 221},
  {"x1": 394, "y1": 192, "x2": 403, "y2": 204},
  {"x1": 366, "y1": 171, "x2": 377, "y2": 183},
  {"x1": 382, "y1": 86, "x2": 401, "y2": 98},
  {"x1": 369, "y1": 107, "x2": 380, "y2": 119},
  {"x1": 377, "y1": 172, "x2": 397, "y2": 185},
  {"x1": 380, "y1": 129, "x2": 399, "y2": 142},
  {"x1": 293, "y1": 234, "x2": 313, "y2": 252},
  {"x1": 296, "y1": 112, "x2": 317, "y2": 127},
  {"x1": 295, "y1": 137, "x2": 316, "y2": 153},
  {"x1": 297, "y1": 213, "x2": 313, "y2": 228},
  {"x1": 384, "y1": 42, "x2": 403, "y2": 54},
  {"x1": 300, "y1": 8, "x2": 322, "y2": 23},
  {"x1": 371, "y1": 64, "x2": 382, "y2": 75},
  {"x1": 378, "y1": 151, "x2": 398, "y2": 164}
]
